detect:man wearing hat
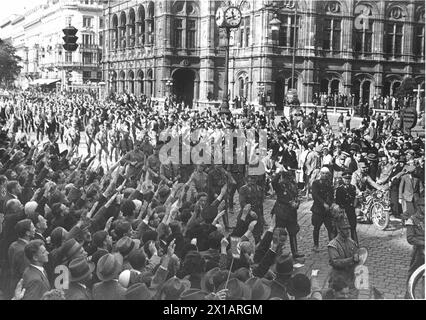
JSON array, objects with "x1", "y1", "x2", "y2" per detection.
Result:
[
  {"x1": 269, "y1": 254, "x2": 294, "y2": 300},
  {"x1": 327, "y1": 214, "x2": 360, "y2": 299},
  {"x1": 92, "y1": 253, "x2": 126, "y2": 300},
  {"x1": 303, "y1": 142, "x2": 321, "y2": 198},
  {"x1": 271, "y1": 167, "x2": 304, "y2": 258},
  {"x1": 336, "y1": 170, "x2": 358, "y2": 244},
  {"x1": 64, "y1": 256, "x2": 94, "y2": 300},
  {"x1": 311, "y1": 167, "x2": 335, "y2": 252}
]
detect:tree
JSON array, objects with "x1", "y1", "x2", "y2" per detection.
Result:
[{"x1": 0, "y1": 38, "x2": 22, "y2": 86}]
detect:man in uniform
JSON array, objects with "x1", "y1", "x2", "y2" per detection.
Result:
[
  {"x1": 311, "y1": 167, "x2": 335, "y2": 252},
  {"x1": 85, "y1": 119, "x2": 97, "y2": 157},
  {"x1": 327, "y1": 213, "x2": 360, "y2": 299},
  {"x1": 239, "y1": 171, "x2": 264, "y2": 243},
  {"x1": 271, "y1": 167, "x2": 304, "y2": 258},
  {"x1": 207, "y1": 165, "x2": 231, "y2": 230},
  {"x1": 336, "y1": 170, "x2": 358, "y2": 244},
  {"x1": 227, "y1": 146, "x2": 246, "y2": 216}
]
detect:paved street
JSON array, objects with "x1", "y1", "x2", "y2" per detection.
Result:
[{"x1": 227, "y1": 195, "x2": 411, "y2": 300}]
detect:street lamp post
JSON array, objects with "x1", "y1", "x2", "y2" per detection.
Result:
[{"x1": 216, "y1": 5, "x2": 242, "y2": 116}]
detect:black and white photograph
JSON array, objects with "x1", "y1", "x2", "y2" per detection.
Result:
[{"x1": 0, "y1": 0, "x2": 424, "y2": 303}]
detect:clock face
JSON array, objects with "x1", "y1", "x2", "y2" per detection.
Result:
[
  {"x1": 224, "y1": 7, "x2": 242, "y2": 27},
  {"x1": 216, "y1": 8, "x2": 225, "y2": 27}
]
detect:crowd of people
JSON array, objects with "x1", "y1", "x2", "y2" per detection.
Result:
[{"x1": 0, "y1": 88, "x2": 424, "y2": 300}]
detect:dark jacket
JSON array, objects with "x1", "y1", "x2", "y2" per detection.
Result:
[
  {"x1": 311, "y1": 179, "x2": 334, "y2": 216},
  {"x1": 22, "y1": 265, "x2": 51, "y2": 300},
  {"x1": 92, "y1": 280, "x2": 126, "y2": 300},
  {"x1": 65, "y1": 282, "x2": 92, "y2": 300},
  {"x1": 8, "y1": 238, "x2": 29, "y2": 292}
]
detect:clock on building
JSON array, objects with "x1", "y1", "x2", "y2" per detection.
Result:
[
  {"x1": 216, "y1": 7, "x2": 225, "y2": 27},
  {"x1": 224, "y1": 6, "x2": 242, "y2": 28}
]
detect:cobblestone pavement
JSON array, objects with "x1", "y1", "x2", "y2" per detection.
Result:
[{"x1": 228, "y1": 196, "x2": 412, "y2": 300}]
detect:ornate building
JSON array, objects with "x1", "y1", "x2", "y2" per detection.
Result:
[
  {"x1": 103, "y1": 0, "x2": 425, "y2": 108},
  {"x1": 0, "y1": 0, "x2": 104, "y2": 89}
]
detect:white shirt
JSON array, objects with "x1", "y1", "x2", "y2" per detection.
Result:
[{"x1": 30, "y1": 264, "x2": 47, "y2": 278}]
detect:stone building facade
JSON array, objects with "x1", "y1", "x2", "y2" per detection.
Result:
[
  {"x1": 103, "y1": 0, "x2": 425, "y2": 108},
  {"x1": 0, "y1": 0, "x2": 104, "y2": 89}
]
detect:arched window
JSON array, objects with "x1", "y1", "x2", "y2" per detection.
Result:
[
  {"x1": 414, "y1": 7, "x2": 425, "y2": 58},
  {"x1": 147, "y1": 2, "x2": 155, "y2": 45},
  {"x1": 353, "y1": 3, "x2": 374, "y2": 55},
  {"x1": 172, "y1": 1, "x2": 198, "y2": 49},
  {"x1": 277, "y1": 2, "x2": 299, "y2": 48},
  {"x1": 147, "y1": 69, "x2": 153, "y2": 96},
  {"x1": 137, "y1": 5, "x2": 145, "y2": 46},
  {"x1": 385, "y1": 6, "x2": 405, "y2": 58},
  {"x1": 128, "y1": 70, "x2": 135, "y2": 93},
  {"x1": 119, "y1": 11, "x2": 127, "y2": 48},
  {"x1": 128, "y1": 9, "x2": 136, "y2": 47},
  {"x1": 323, "y1": 1, "x2": 342, "y2": 51},
  {"x1": 137, "y1": 70, "x2": 144, "y2": 94},
  {"x1": 238, "y1": 1, "x2": 251, "y2": 48},
  {"x1": 112, "y1": 14, "x2": 118, "y2": 49}
]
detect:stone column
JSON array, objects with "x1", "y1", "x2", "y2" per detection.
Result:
[{"x1": 405, "y1": 3, "x2": 415, "y2": 62}]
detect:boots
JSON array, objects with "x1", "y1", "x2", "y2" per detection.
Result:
[{"x1": 290, "y1": 235, "x2": 305, "y2": 259}]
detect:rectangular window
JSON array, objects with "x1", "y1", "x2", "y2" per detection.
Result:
[
  {"x1": 97, "y1": 71, "x2": 102, "y2": 79},
  {"x1": 332, "y1": 19, "x2": 341, "y2": 51},
  {"x1": 414, "y1": 25, "x2": 425, "y2": 57},
  {"x1": 323, "y1": 19, "x2": 332, "y2": 50},
  {"x1": 245, "y1": 17, "x2": 250, "y2": 47},
  {"x1": 83, "y1": 17, "x2": 93, "y2": 28},
  {"x1": 323, "y1": 19, "x2": 340, "y2": 51},
  {"x1": 278, "y1": 14, "x2": 298, "y2": 48},
  {"x1": 83, "y1": 52, "x2": 93, "y2": 64},
  {"x1": 65, "y1": 52, "x2": 72, "y2": 63},
  {"x1": 187, "y1": 19, "x2": 196, "y2": 48},
  {"x1": 175, "y1": 19, "x2": 183, "y2": 48},
  {"x1": 83, "y1": 71, "x2": 91, "y2": 79},
  {"x1": 99, "y1": 17, "x2": 104, "y2": 29},
  {"x1": 385, "y1": 23, "x2": 403, "y2": 57}
]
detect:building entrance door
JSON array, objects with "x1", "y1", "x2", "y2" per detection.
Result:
[{"x1": 172, "y1": 69, "x2": 195, "y2": 107}]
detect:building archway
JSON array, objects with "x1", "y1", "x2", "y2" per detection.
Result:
[
  {"x1": 361, "y1": 80, "x2": 371, "y2": 104},
  {"x1": 172, "y1": 68, "x2": 195, "y2": 107},
  {"x1": 119, "y1": 70, "x2": 125, "y2": 93},
  {"x1": 128, "y1": 70, "x2": 134, "y2": 94},
  {"x1": 274, "y1": 77, "x2": 285, "y2": 111},
  {"x1": 110, "y1": 71, "x2": 117, "y2": 93},
  {"x1": 136, "y1": 69, "x2": 144, "y2": 96},
  {"x1": 320, "y1": 79, "x2": 329, "y2": 94},
  {"x1": 330, "y1": 79, "x2": 340, "y2": 95},
  {"x1": 391, "y1": 81, "x2": 401, "y2": 96},
  {"x1": 352, "y1": 79, "x2": 361, "y2": 105},
  {"x1": 146, "y1": 69, "x2": 153, "y2": 96}
]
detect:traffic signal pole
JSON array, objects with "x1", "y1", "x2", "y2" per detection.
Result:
[{"x1": 62, "y1": 24, "x2": 79, "y2": 92}]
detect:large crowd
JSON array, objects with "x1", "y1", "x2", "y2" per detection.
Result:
[{"x1": 0, "y1": 88, "x2": 424, "y2": 300}]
